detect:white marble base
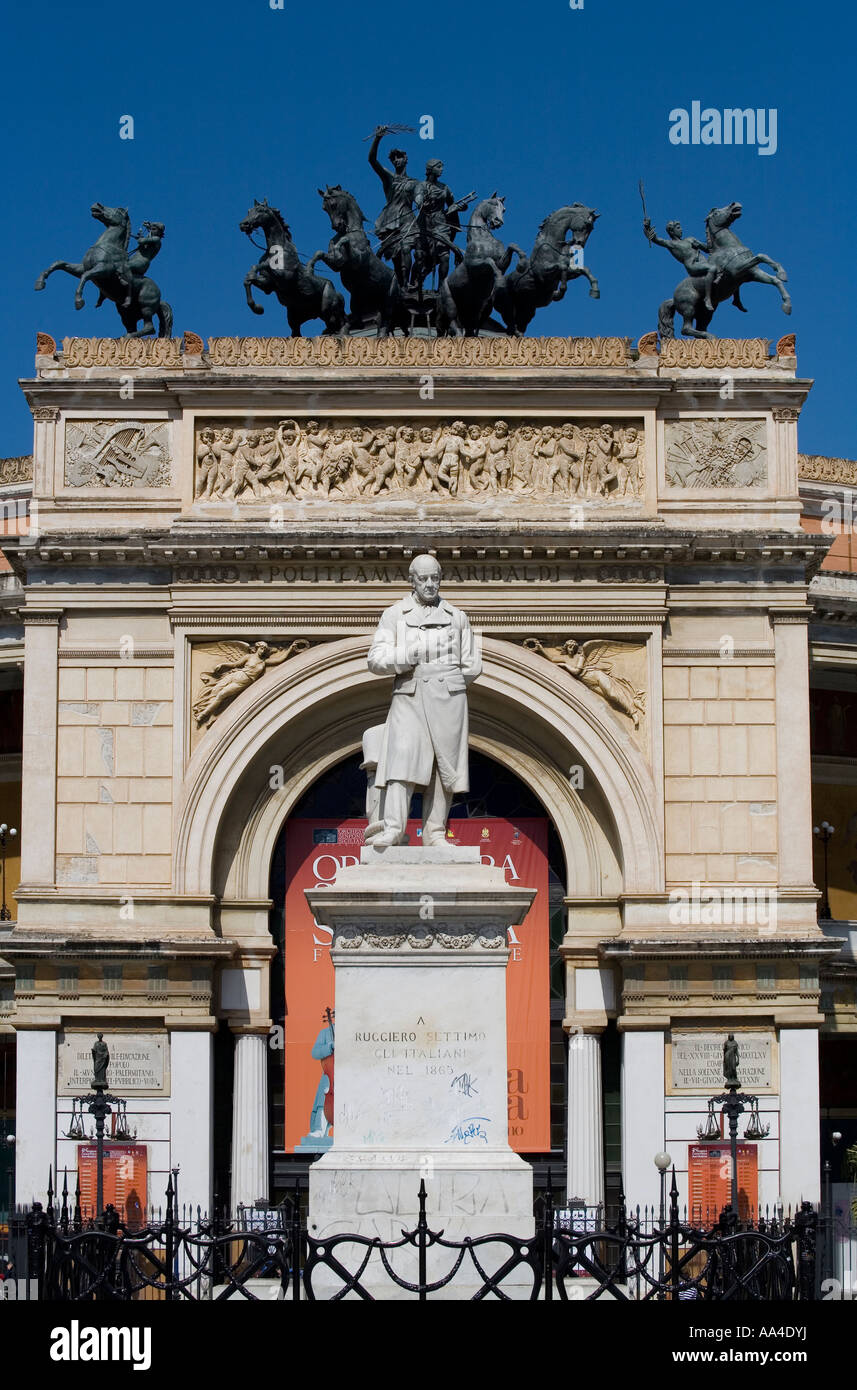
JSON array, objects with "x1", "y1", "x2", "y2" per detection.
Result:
[
  {"x1": 309, "y1": 1152, "x2": 535, "y2": 1300},
  {"x1": 305, "y1": 851, "x2": 536, "y2": 1299}
]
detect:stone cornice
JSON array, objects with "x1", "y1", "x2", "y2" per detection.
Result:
[
  {"x1": 13, "y1": 531, "x2": 828, "y2": 572},
  {"x1": 600, "y1": 937, "x2": 841, "y2": 960}
]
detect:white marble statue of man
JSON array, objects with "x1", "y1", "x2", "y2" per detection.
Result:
[{"x1": 365, "y1": 554, "x2": 481, "y2": 846}]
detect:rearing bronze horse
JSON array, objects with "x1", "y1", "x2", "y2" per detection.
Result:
[{"x1": 35, "y1": 202, "x2": 173, "y2": 337}]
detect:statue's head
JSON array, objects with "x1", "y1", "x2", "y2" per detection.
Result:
[
  {"x1": 220, "y1": 427, "x2": 234, "y2": 444},
  {"x1": 451, "y1": 420, "x2": 466, "y2": 438},
  {"x1": 625, "y1": 426, "x2": 637, "y2": 440},
  {"x1": 419, "y1": 426, "x2": 434, "y2": 442},
  {"x1": 425, "y1": 159, "x2": 443, "y2": 179},
  {"x1": 409, "y1": 554, "x2": 442, "y2": 605},
  {"x1": 389, "y1": 148, "x2": 408, "y2": 172},
  {"x1": 561, "y1": 424, "x2": 575, "y2": 439},
  {"x1": 306, "y1": 420, "x2": 319, "y2": 434},
  {"x1": 563, "y1": 640, "x2": 580, "y2": 656},
  {"x1": 665, "y1": 220, "x2": 683, "y2": 238},
  {"x1": 600, "y1": 423, "x2": 613, "y2": 438},
  {"x1": 468, "y1": 424, "x2": 482, "y2": 439},
  {"x1": 495, "y1": 421, "x2": 509, "y2": 437}
]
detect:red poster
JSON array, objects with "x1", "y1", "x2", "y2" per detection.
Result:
[
  {"x1": 284, "y1": 817, "x2": 551, "y2": 1153},
  {"x1": 688, "y1": 1143, "x2": 759, "y2": 1224},
  {"x1": 78, "y1": 1144, "x2": 148, "y2": 1227}
]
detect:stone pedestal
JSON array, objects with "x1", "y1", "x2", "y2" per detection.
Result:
[{"x1": 306, "y1": 846, "x2": 536, "y2": 1297}]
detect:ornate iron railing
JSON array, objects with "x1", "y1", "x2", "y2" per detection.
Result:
[{"x1": 18, "y1": 1167, "x2": 821, "y2": 1302}]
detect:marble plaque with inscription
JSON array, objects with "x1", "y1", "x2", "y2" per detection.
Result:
[
  {"x1": 58, "y1": 1033, "x2": 168, "y2": 1095},
  {"x1": 670, "y1": 1032, "x2": 773, "y2": 1093}
]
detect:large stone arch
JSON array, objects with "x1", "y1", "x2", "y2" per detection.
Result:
[{"x1": 174, "y1": 636, "x2": 663, "y2": 910}]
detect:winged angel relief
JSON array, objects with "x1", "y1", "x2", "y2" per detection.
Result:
[
  {"x1": 523, "y1": 638, "x2": 646, "y2": 729},
  {"x1": 192, "y1": 640, "x2": 310, "y2": 728}
]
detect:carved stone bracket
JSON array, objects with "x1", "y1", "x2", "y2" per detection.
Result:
[
  {"x1": 31, "y1": 408, "x2": 59, "y2": 424},
  {"x1": 772, "y1": 407, "x2": 801, "y2": 423}
]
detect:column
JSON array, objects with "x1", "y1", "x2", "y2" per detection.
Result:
[
  {"x1": 621, "y1": 1029, "x2": 665, "y2": 1211},
  {"x1": 15, "y1": 1030, "x2": 56, "y2": 1206},
  {"x1": 170, "y1": 1031, "x2": 213, "y2": 1217},
  {"x1": 566, "y1": 1031, "x2": 604, "y2": 1205},
  {"x1": 779, "y1": 1027, "x2": 820, "y2": 1206},
  {"x1": 231, "y1": 1031, "x2": 269, "y2": 1210}
]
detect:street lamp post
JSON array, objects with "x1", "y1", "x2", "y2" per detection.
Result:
[
  {"x1": 699, "y1": 1033, "x2": 769, "y2": 1218},
  {"x1": 653, "y1": 1151, "x2": 672, "y2": 1299},
  {"x1": 0, "y1": 823, "x2": 17, "y2": 922},
  {"x1": 63, "y1": 1034, "x2": 124, "y2": 1224},
  {"x1": 814, "y1": 821, "x2": 835, "y2": 920}
]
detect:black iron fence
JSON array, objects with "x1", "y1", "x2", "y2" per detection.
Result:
[{"x1": 5, "y1": 1167, "x2": 836, "y2": 1301}]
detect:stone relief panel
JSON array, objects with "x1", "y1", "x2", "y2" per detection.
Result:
[
  {"x1": 64, "y1": 420, "x2": 172, "y2": 489},
  {"x1": 190, "y1": 639, "x2": 311, "y2": 739},
  {"x1": 664, "y1": 418, "x2": 767, "y2": 490},
  {"x1": 194, "y1": 418, "x2": 645, "y2": 503},
  {"x1": 521, "y1": 636, "x2": 647, "y2": 738}
]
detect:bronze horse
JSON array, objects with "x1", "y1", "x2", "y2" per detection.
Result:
[
  {"x1": 495, "y1": 203, "x2": 600, "y2": 335},
  {"x1": 35, "y1": 202, "x2": 173, "y2": 338},
  {"x1": 308, "y1": 186, "x2": 399, "y2": 336},
  {"x1": 240, "y1": 198, "x2": 345, "y2": 336},
  {"x1": 437, "y1": 195, "x2": 523, "y2": 337},
  {"x1": 658, "y1": 201, "x2": 790, "y2": 339}
]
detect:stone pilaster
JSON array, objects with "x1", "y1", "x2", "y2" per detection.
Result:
[
  {"x1": 772, "y1": 611, "x2": 814, "y2": 893},
  {"x1": 19, "y1": 612, "x2": 61, "y2": 888}
]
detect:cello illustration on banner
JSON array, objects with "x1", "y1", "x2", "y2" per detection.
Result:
[{"x1": 298, "y1": 1006, "x2": 335, "y2": 1150}]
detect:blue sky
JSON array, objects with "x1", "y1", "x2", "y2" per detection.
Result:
[{"x1": 2, "y1": 0, "x2": 853, "y2": 456}]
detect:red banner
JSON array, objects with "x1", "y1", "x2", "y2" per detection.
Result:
[
  {"x1": 283, "y1": 817, "x2": 551, "y2": 1153},
  {"x1": 78, "y1": 1144, "x2": 148, "y2": 1227}
]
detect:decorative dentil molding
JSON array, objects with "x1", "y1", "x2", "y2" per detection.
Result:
[
  {"x1": 194, "y1": 417, "x2": 645, "y2": 503},
  {"x1": 664, "y1": 418, "x2": 767, "y2": 489}
]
